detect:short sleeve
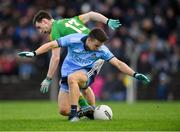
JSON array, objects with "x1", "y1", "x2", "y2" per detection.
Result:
[
  {"x1": 56, "y1": 34, "x2": 71, "y2": 47},
  {"x1": 101, "y1": 46, "x2": 114, "y2": 61}
]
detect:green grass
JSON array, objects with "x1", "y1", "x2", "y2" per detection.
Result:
[{"x1": 0, "y1": 101, "x2": 180, "y2": 131}]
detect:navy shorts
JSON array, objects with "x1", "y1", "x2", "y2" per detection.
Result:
[{"x1": 59, "y1": 69, "x2": 97, "y2": 93}]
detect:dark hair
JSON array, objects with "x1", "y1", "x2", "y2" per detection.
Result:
[
  {"x1": 88, "y1": 28, "x2": 108, "y2": 42},
  {"x1": 33, "y1": 10, "x2": 52, "y2": 25}
]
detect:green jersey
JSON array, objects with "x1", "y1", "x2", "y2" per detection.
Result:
[{"x1": 50, "y1": 16, "x2": 90, "y2": 40}]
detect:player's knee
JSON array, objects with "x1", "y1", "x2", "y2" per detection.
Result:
[
  {"x1": 68, "y1": 75, "x2": 77, "y2": 85},
  {"x1": 59, "y1": 108, "x2": 69, "y2": 116}
]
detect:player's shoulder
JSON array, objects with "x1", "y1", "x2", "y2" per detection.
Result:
[
  {"x1": 98, "y1": 45, "x2": 109, "y2": 51},
  {"x1": 55, "y1": 18, "x2": 64, "y2": 24},
  {"x1": 69, "y1": 16, "x2": 79, "y2": 20},
  {"x1": 68, "y1": 16, "x2": 83, "y2": 24},
  {"x1": 62, "y1": 16, "x2": 79, "y2": 21},
  {"x1": 54, "y1": 16, "x2": 81, "y2": 25},
  {"x1": 66, "y1": 33, "x2": 87, "y2": 43},
  {"x1": 68, "y1": 33, "x2": 86, "y2": 38}
]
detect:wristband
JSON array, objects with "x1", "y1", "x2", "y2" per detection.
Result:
[
  {"x1": 106, "y1": 19, "x2": 110, "y2": 25},
  {"x1": 133, "y1": 72, "x2": 137, "y2": 77},
  {"x1": 33, "y1": 51, "x2": 37, "y2": 56},
  {"x1": 46, "y1": 76, "x2": 52, "y2": 81}
]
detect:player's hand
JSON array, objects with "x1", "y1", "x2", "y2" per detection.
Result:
[
  {"x1": 40, "y1": 77, "x2": 52, "y2": 93},
  {"x1": 107, "y1": 19, "x2": 122, "y2": 30},
  {"x1": 133, "y1": 73, "x2": 150, "y2": 84},
  {"x1": 18, "y1": 51, "x2": 36, "y2": 58}
]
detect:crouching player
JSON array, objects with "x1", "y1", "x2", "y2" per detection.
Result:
[
  {"x1": 19, "y1": 28, "x2": 150, "y2": 121},
  {"x1": 19, "y1": 10, "x2": 121, "y2": 119}
]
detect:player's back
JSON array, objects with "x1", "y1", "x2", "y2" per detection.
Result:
[{"x1": 50, "y1": 16, "x2": 90, "y2": 40}]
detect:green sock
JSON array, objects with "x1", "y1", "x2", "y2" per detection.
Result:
[{"x1": 78, "y1": 95, "x2": 89, "y2": 107}]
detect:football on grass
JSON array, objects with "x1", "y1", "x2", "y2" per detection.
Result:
[{"x1": 94, "y1": 105, "x2": 113, "y2": 120}]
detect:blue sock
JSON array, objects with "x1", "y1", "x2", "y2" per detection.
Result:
[{"x1": 70, "y1": 105, "x2": 77, "y2": 117}]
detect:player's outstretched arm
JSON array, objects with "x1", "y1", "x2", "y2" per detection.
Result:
[
  {"x1": 79, "y1": 11, "x2": 121, "y2": 30},
  {"x1": 18, "y1": 40, "x2": 59, "y2": 57},
  {"x1": 109, "y1": 57, "x2": 150, "y2": 84},
  {"x1": 35, "y1": 41, "x2": 58, "y2": 55},
  {"x1": 47, "y1": 48, "x2": 60, "y2": 78},
  {"x1": 40, "y1": 48, "x2": 60, "y2": 94},
  {"x1": 18, "y1": 41, "x2": 60, "y2": 93}
]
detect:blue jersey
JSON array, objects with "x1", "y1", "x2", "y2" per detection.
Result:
[{"x1": 56, "y1": 33, "x2": 114, "y2": 77}]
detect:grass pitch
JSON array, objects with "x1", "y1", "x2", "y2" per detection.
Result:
[{"x1": 0, "y1": 101, "x2": 180, "y2": 131}]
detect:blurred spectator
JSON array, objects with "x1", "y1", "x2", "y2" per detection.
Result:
[
  {"x1": 156, "y1": 72, "x2": 170, "y2": 100},
  {"x1": 101, "y1": 73, "x2": 126, "y2": 101}
]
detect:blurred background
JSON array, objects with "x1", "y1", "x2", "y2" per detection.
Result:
[{"x1": 0, "y1": 0, "x2": 179, "y2": 102}]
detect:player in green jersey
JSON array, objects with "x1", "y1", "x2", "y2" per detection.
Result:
[{"x1": 26, "y1": 10, "x2": 121, "y2": 117}]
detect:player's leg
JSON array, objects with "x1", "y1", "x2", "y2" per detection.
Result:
[
  {"x1": 79, "y1": 59, "x2": 104, "y2": 107},
  {"x1": 58, "y1": 90, "x2": 70, "y2": 116},
  {"x1": 77, "y1": 70, "x2": 97, "y2": 119},
  {"x1": 79, "y1": 87, "x2": 96, "y2": 119},
  {"x1": 78, "y1": 94, "x2": 90, "y2": 107},
  {"x1": 58, "y1": 77, "x2": 90, "y2": 118},
  {"x1": 82, "y1": 87, "x2": 95, "y2": 106},
  {"x1": 80, "y1": 59, "x2": 104, "y2": 107},
  {"x1": 58, "y1": 89, "x2": 84, "y2": 116},
  {"x1": 60, "y1": 77, "x2": 90, "y2": 108},
  {"x1": 68, "y1": 70, "x2": 89, "y2": 121},
  {"x1": 58, "y1": 79, "x2": 71, "y2": 116}
]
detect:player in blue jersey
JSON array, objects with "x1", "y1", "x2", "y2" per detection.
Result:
[
  {"x1": 19, "y1": 28, "x2": 150, "y2": 121},
  {"x1": 19, "y1": 11, "x2": 121, "y2": 119}
]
